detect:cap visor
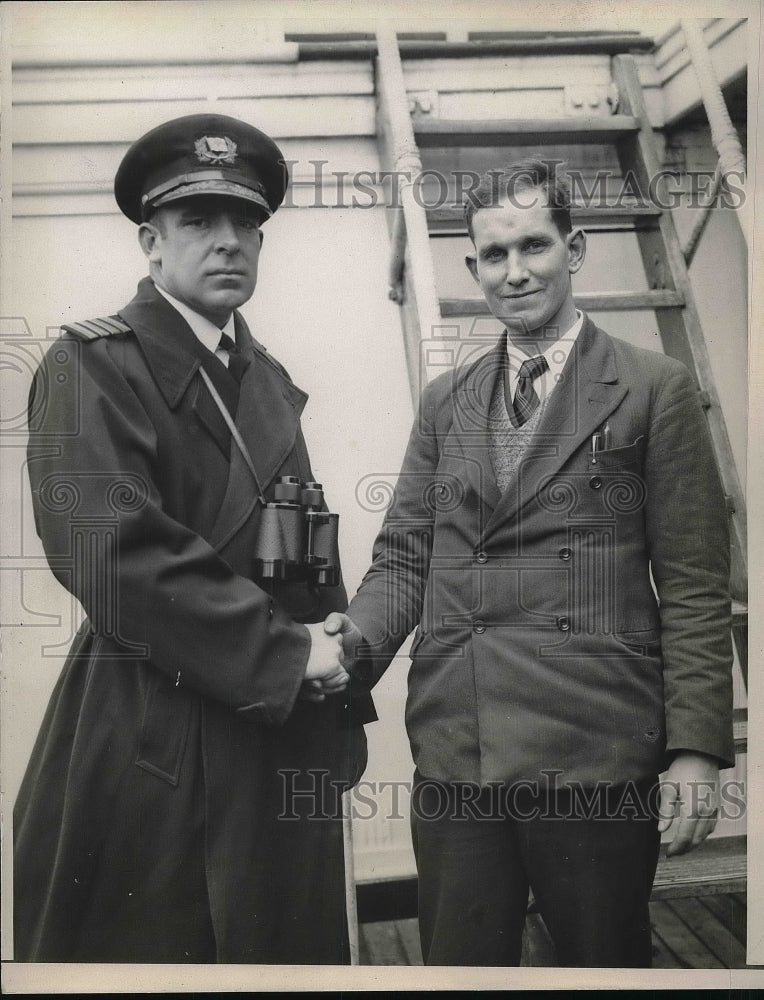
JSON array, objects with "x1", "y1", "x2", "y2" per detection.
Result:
[{"x1": 150, "y1": 179, "x2": 271, "y2": 217}]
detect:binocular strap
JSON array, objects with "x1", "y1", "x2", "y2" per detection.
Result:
[{"x1": 199, "y1": 365, "x2": 267, "y2": 505}]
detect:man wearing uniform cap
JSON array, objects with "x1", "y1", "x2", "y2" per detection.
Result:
[{"x1": 15, "y1": 114, "x2": 372, "y2": 963}]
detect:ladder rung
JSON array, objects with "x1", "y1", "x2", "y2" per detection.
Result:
[
  {"x1": 440, "y1": 290, "x2": 685, "y2": 316},
  {"x1": 427, "y1": 205, "x2": 662, "y2": 235},
  {"x1": 413, "y1": 116, "x2": 641, "y2": 148}
]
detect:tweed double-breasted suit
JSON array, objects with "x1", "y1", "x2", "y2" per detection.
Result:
[{"x1": 15, "y1": 278, "x2": 370, "y2": 963}]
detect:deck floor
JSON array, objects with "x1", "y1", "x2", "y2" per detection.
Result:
[{"x1": 358, "y1": 893, "x2": 751, "y2": 968}]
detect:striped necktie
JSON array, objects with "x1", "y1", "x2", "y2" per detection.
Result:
[{"x1": 510, "y1": 355, "x2": 549, "y2": 428}]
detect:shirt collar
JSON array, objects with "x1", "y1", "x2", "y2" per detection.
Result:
[
  {"x1": 154, "y1": 283, "x2": 236, "y2": 354},
  {"x1": 505, "y1": 310, "x2": 584, "y2": 403}
]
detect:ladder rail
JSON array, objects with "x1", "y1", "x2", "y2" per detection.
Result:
[
  {"x1": 376, "y1": 26, "x2": 442, "y2": 405},
  {"x1": 612, "y1": 53, "x2": 747, "y2": 603}
]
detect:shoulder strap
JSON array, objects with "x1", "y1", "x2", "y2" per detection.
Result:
[{"x1": 61, "y1": 315, "x2": 132, "y2": 341}]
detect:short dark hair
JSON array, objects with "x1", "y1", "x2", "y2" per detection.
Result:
[{"x1": 464, "y1": 159, "x2": 573, "y2": 241}]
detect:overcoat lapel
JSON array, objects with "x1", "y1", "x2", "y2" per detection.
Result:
[
  {"x1": 191, "y1": 379, "x2": 233, "y2": 457},
  {"x1": 120, "y1": 279, "x2": 308, "y2": 552},
  {"x1": 121, "y1": 279, "x2": 203, "y2": 410},
  {"x1": 207, "y1": 314, "x2": 308, "y2": 550}
]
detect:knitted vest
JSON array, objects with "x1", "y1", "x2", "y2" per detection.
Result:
[{"x1": 488, "y1": 373, "x2": 549, "y2": 494}]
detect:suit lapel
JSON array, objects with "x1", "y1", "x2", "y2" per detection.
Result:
[
  {"x1": 447, "y1": 339, "x2": 505, "y2": 528},
  {"x1": 482, "y1": 317, "x2": 627, "y2": 543}
]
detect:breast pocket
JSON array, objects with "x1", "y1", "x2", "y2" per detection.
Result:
[
  {"x1": 586, "y1": 435, "x2": 647, "y2": 517},
  {"x1": 588, "y1": 435, "x2": 645, "y2": 471}
]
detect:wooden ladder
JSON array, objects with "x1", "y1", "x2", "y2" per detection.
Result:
[{"x1": 374, "y1": 28, "x2": 748, "y2": 908}]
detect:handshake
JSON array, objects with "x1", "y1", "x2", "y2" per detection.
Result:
[{"x1": 300, "y1": 612, "x2": 364, "y2": 703}]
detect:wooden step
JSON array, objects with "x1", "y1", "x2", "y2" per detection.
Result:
[
  {"x1": 427, "y1": 204, "x2": 662, "y2": 235},
  {"x1": 413, "y1": 116, "x2": 641, "y2": 148},
  {"x1": 440, "y1": 289, "x2": 685, "y2": 316},
  {"x1": 733, "y1": 707, "x2": 747, "y2": 754},
  {"x1": 358, "y1": 832, "x2": 747, "y2": 922},
  {"x1": 651, "y1": 835, "x2": 747, "y2": 900}
]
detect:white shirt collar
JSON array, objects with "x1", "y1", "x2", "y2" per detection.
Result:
[
  {"x1": 506, "y1": 311, "x2": 584, "y2": 404},
  {"x1": 154, "y1": 283, "x2": 236, "y2": 355}
]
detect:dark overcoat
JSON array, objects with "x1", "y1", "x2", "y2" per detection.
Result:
[
  {"x1": 15, "y1": 278, "x2": 370, "y2": 963},
  {"x1": 348, "y1": 317, "x2": 734, "y2": 788}
]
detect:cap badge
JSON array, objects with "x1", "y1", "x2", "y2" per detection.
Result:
[{"x1": 194, "y1": 135, "x2": 238, "y2": 165}]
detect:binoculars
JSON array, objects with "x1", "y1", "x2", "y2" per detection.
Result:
[{"x1": 253, "y1": 477, "x2": 340, "y2": 587}]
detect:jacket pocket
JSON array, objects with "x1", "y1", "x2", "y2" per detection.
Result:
[
  {"x1": 588, "y1": 435, "x2": 645, "y2": 470},
  {"x1": 613, "y1": 626, "x2": 662, "y2": 656},
  {"x1": 136, "y1": 669, "x2": 192, "y2": 786}
]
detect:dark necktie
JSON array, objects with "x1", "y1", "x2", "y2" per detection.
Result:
[
  {"x1": 510, "y1": 355, "x2": 549, "y2": 428},
  {"x1": 218, "y1": 332, "x2": 248, "y2": 383}
]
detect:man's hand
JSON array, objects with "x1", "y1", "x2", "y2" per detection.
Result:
[
  {"x1": 299, "y1": 622, "x2": 349, "y2": 703},
  {"x1": 323, "y1": 612, "x2": 365, "y2": 666},
  {"x1": 658, "y1": 751, "x2": 720, "y2": 856}
]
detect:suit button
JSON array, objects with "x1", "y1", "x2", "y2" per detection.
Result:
[
  {"x1": 473, "y1": 620, "x2": 486, "y2": 634},
  {"x1": 557, "y1": 616, "x2": 570, "y2": 632},
  {"x1": 475, "y1": 551, "x2": 488, "y2": 564},
  {"x1": 589, "y1": 476, "x2": 602, "y2": 490},
  {"x1": 559, "y1": 547, "x2": 572, "y2": 561}
]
